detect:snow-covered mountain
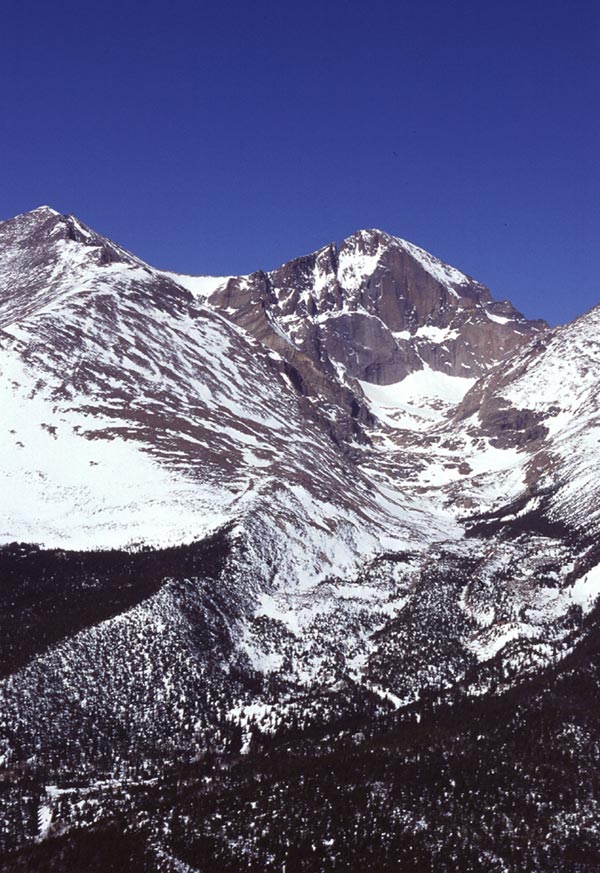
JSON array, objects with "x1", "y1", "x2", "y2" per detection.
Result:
[
  {"x1": 210, "y1": 227, "x2": 545, "y2": 381},
  {"x1": 1, "y1": 206, "x2": 599, "y2": 871}
]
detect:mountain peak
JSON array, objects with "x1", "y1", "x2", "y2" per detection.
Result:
[
  {"x1": 10, "y1": 204, "x2": 62, "y2": 223},
  {"x1": 0, "y1": 208, "x2": 152, "y2": 330},
  {"x1": 339, "y1": 228, "x2": 476, "y2": 293},
  {"x1": 205, "y1": 227, "x2": 546, "y2": 400},
  {"x1": 28, "y1": 204, "x2": 60, "y2": 216},
  {"x1": 343, "y1": 227, "x2": 392, "y2": 244}
]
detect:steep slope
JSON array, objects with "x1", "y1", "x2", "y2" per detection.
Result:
[
  {"x1": 0, "y1": 208, "x2": 441, "y2": 572},
  {"x1": 345, "y1": 302, "x2": 600, "y2": 711},
  {"x1": 455, "y1": 303, "x2": 600, "y2": 546}
]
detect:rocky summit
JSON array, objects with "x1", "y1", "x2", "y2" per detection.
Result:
[{"x1": 1, "y1": 207, "x2": 599, "y2": 871}]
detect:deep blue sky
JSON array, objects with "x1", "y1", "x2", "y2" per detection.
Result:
[{"x1": 0, "y1": 1, "x2": 597, "y2": 325}]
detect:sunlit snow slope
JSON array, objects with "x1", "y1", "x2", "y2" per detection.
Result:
[{"x1": 0, "y1": 208, "x2": 450, "y2": 577}]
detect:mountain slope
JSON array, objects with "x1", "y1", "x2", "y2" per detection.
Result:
[
  {"x1": 1, "y1": 207, "x2": 599, "y2": 870},
  {"x1": 0, "y1": 209, "x2": 438, "y2": 569}
]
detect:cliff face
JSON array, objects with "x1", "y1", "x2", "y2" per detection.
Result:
[
  {"x1": 206, "y1": 229, "x2": 546, "y2": 451},
  {"x1": 210, "y1": 228, "x2": 545, "y2": 388}
]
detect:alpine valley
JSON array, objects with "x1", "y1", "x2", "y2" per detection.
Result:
[{"x1": 1, "y1": 206, "x2": 600, "y2": 872}]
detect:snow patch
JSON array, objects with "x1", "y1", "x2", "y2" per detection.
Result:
[
  {"x1": 414, "y1": 325, "x2": 460, "y2": 342},
  {"x1": 570, "y1": 563, "x2": 600, "y2": 613},
  {"x1": 161, "y1": 272, "x2": 231, "y2": 299},
  {"x1": 486, "y1": 310, "x2": 512, "y2": 325},
  {"x1": 359, "y1": 368, "x2": 475, "y2": 429},
  {"x1": 37, "y1": 804, "x2": 53, "y2": 838}
]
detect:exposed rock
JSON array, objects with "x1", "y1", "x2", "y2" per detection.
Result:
[{"x1": 209, "y1": 228, "x2": 546, "y2": 395}]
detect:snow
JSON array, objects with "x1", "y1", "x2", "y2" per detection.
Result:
[
  {"x1": 414, "y1": 325, "x2": 460, "y2": 342},
  {"x1": 68, "y1": 214, "x2": 94, "y2": 241},
  {"x1": 0, "y1": 361, "x2": 234, "y2": 549},
  {"x1": 466, "y1": 619, "x2": 533, "y2": 662},
  {"x1": 338, "y1": 245, "x2": 384, "y2": 294},
  {"x1": 464, "y1": 440, "x2": 522, "y2": 477},
  {"x1": 486, "y1": 310, "x2": 511, "y2": 325},
  {"x1": 361, "y1": 368, "x2": 475, "y2": 408},
  {"x1": 19, "y1": 204, "x2": 60, "y2": 219},
  {"x1": 255, "y1": 593, "x2": 301, "y2": 635},
  {"x1": 394, "y1": 237, "x2": 470, "y2": 295},
  {"x1": 393, "y1": 326, "x2": 460, "y2": 343},
  {"x1": 359, "y1": 368, "x2": 475, "y2": 428},
  {"x1": 312, "y1": 261, "x2": 332, "y2": 294},
  {"x1": 37, "y1": 804, "x2": 53, "y2": 838},
  {"x1": 364, "y1": 682, "x2": 407, "y2": 710},
  {"x1": 0, "y1": 275, "x2": 297, "y2": 549},
  {"x1": 498, "y1": 310, "x2": 600, "y2": 418},
  {"x1": 160, "y1": 271, "x2": 231, "y2": 298},
  {"x1": 241, "y1": 637, "x2": 285, "y2": 673},
  {"x1": 570, "y1": 563, "x2": 600, "y2": 613}
]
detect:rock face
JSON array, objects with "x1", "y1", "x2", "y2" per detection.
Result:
[
  {"x1": 205, "y1": 229, "x2": 545, "y2": 449},
  {"x1": 210, "y1": 228, "x2": 545, "y2": 387},
  {"x1": 1, "y1": 207, "x2": 600, "y2": 871}
]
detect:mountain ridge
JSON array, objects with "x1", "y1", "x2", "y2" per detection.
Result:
[{"x1": 1, "y1": 206, "x2": 599, "y2": 871}]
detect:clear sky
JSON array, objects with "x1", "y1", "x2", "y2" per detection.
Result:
[{"x1": 0, "y1": 0, "x2": 597, "y2": 325}]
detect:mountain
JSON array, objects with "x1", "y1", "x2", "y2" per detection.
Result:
[
  {"x1": 210, "y1": 227, "x2": 544, "y2": 380},
  {"x1": 1, "y1": 207, "x2": 599, "y2": 871},
  {"x1": 204, "y1": 228, "x2": 546, "y2": 446}
]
